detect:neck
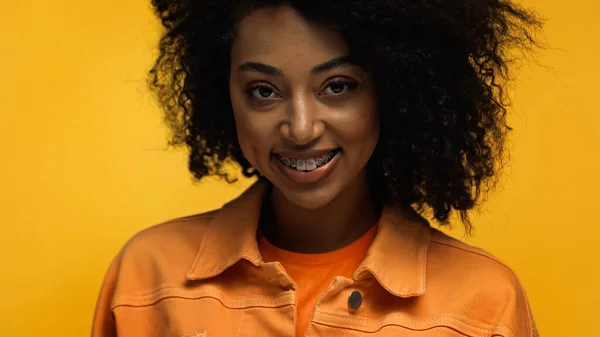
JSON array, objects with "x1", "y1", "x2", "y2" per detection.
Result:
[{"x1": 260, "y1": 175, "x2": 379, "y2": 253}]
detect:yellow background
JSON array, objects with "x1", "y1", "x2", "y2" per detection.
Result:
[{"x1": 1, "y1": 0, "x2": 598, "y2": 336}]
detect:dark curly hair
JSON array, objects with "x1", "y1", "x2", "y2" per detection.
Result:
[{"x1": 148, "y1": 0, "x2": 542, "y2": 232}]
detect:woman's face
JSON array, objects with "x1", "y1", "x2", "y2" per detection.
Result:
[{"x1": 229, "y1": 5, "x2": 380, "y2": 209}]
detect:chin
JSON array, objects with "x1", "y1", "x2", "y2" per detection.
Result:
[{"x1": 279, "y1": 185, "x2": 339, "y2": 210}]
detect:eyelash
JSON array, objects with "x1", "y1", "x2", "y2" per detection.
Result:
[{"x1": 244, "y1": 79, "x2": 359, "y2": 100}]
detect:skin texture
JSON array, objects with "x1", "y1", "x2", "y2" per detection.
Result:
[{"x1": 229, "y1": 6, "x2": 380, "y2": 252}]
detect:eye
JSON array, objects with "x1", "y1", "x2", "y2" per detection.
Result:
[
  {"x1": 244, "y1": 84, "x2": 280, "y2": 100},
  {"x1": 321, "y1": 79, "x2": 359, "y2": 96}
]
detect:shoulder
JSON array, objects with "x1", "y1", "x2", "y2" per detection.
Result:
[
  {"x1": 428, "y1": 228, "x2": 519, "y2": 284},
  {"x1": 107, "y1": 210, "x2": 219, "y2": 300},
  {"x1": 425, "y1": 229, "x2": 537, "y2": 336},
  {"x1": 120, "y1": 210, "x2": 218, "y2": 259}
]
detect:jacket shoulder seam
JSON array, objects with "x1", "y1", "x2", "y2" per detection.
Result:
[{"x1": 429, "y1": 237, "x2": 512, "y2": 271}]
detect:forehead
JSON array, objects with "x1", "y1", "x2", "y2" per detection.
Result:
[{"x1": 230, "y1": 5, "x2": 348, "y2": 67}]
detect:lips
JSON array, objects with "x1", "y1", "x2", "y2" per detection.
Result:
[
  {"x1": 271, "y1": 148, "x2": 342, "y2": 184},
  {"x1": 274, "y1": 148, "x2": 340, "y2": 172},
  {"x1": 274, "y1": 148, "x2": 340, "y2": 160}
]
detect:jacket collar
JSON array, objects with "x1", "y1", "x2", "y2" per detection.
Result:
[{"x1": 186, "y1": 180, "x2": 431, "y2": 297}]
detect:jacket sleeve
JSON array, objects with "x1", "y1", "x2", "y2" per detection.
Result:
[
  {"x1": 524, "y1": 289, "x2": 539, "y2": 337},
  {"x1": 514, "y1": 283, "x2": 538, "y2": 337},
  {"x1": 91, "y1": 256, "x2": 119, "y2": 337},
  {"x1": 496, "y1": 279, "x2": 539, "y2": 337}
]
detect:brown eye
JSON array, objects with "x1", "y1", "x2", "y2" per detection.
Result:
[
  {"x1": 244, "y1": 85, "x2": 279, "y2": 100},
  {"x1": 257, "y1": 87, "x2": 273, "y2": 97},
  {"x1": 321, "y1": 79, "x2": 358, "y2": 96},
  {"x1": 329, "y1": 82, "x2": 346, "y2": 94}
]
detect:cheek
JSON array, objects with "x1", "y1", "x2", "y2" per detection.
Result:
[
  {"x1": 231, "y1": 101, "x2": 255, "y2": 156},
  {"x1": 359, "y1": 97, "x2": 380, "y2": 143},
  {"x1": 233, "y1": 115, "x2": 257, "y2": 157},
  {"x1": 340, "y1": 100, "x2": 380, "y2": 148},
  {"x1": 231, "y1": 109, "x2": 275, "y2": 165}
]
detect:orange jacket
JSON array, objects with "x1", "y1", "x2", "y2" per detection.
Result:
[{"x1": 92, "y1": 181, "x2": 537, "y2": 337}]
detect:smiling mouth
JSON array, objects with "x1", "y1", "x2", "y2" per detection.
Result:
[{"x1": 274, "y1": 148, "x2": 341, "y2": 172}]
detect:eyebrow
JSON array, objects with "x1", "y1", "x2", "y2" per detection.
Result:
[{"x1": 238, "y1": 55, "x2": 352, "y2": 76}]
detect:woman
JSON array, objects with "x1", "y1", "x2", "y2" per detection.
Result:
[{"x1": 93, "y1": 1, "x2": 541, "y2": 336}]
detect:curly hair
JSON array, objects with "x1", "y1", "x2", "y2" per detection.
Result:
[{"x1": 148, "y1": 0, "x2": 542, "y2": 232}]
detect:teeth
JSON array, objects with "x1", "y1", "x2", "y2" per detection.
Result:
[
  {"x1": 296, "y1": 160, "x2": 306, "y2": 171},
  {"x1": 276, "y1": 150, "x2": 338, "y2": 172}
]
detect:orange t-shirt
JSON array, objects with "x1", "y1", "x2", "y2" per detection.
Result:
[{"x1": 258, "y1": 225, "x2": 378, "y2": 337}]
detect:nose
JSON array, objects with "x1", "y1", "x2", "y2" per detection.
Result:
[{"x1": 279, "y1": 94, "x2": 325, "y2": 145}]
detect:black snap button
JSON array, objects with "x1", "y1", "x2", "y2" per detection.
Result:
[{"x1": 348, "y1": 290, "x2": 363, "y2": 310}]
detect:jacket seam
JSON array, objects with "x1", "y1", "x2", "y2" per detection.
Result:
[
  {"x1": 111, "y1": 286, "x2": 295, "y2": 310},
  {"x1": 169, "y1": 213, "x2": 217, "y2": 223},
  {"x1": 429, "y1": 239, "x2": 506, "y2": 267},
  {"x1": 313, "y1": 310, "x2": 515, "y2": 337},
  {"x1": 186, "y1": 215, "x2": 218, "y2": 278}
]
